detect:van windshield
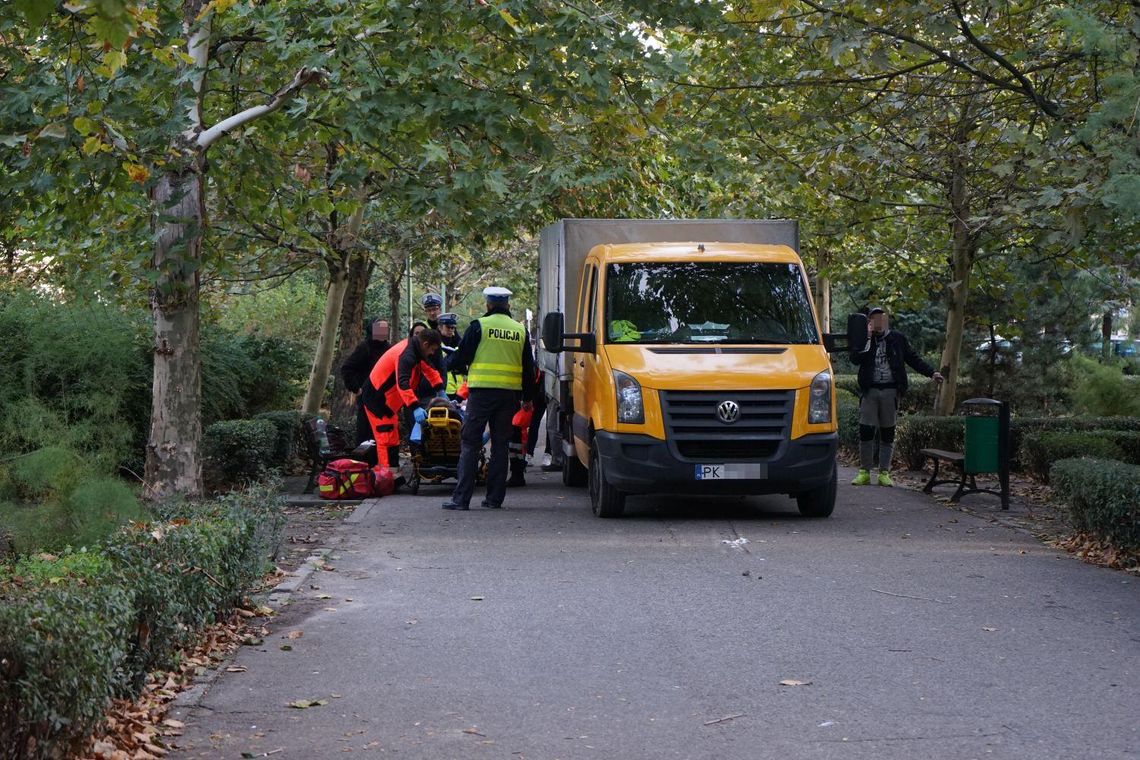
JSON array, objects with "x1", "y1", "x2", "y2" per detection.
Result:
[{"x1": 605, "y1": 262, "x2": 819, "y2": 345}]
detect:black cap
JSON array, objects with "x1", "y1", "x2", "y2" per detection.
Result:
[{"x1": 868, "y1": 306, "x2": 886, "y2": 316}]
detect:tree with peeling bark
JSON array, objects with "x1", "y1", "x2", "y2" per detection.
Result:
[{"x1": 2, "y1": 1, "x2": 329, "y2": 497}]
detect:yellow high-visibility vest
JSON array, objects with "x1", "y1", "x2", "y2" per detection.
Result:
[{"x1": 468, "y1": 313, "x2": 525, "y2": 390}]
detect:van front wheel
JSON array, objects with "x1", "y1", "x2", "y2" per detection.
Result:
[
  {"x1": 796, "y1": 462, "x2": 837, "y2": 518},
  {"x1": 589, "y1": 442, "x2": 626, "y2": 518}
]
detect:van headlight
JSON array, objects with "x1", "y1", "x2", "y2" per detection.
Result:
[
  {"x1": 615, "y1": 371, "x2": 644, "y2": 424},
  {"x1": 808, "y1": 370, "x2": 832, "y2": 424}
]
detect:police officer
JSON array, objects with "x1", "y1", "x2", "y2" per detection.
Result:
[
  {"x1": 421, "y1": 293, "x2": 443, "y2": 330},
  {"x1": 441, "y1": 287, "x2": 536, "y2": 510},
  {"x1": 437, "y1": 313, "x2": 465, "y2": 398}
]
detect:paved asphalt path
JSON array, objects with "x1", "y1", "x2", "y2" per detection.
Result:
[{"x1": 170, "y1": 465, "x2": 1139, "y2": 760}]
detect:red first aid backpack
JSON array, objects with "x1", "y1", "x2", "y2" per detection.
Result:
[{"x1": 318, "y1": 459, "x2": 395, "y2": 500}]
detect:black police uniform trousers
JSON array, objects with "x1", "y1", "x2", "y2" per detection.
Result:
[{"x1": 451, "y1": 387, "x2": 519, "y2": 507}]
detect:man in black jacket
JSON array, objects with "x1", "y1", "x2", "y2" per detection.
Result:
[
  {"x1": 340, "y1": 319, "x2": 390, "y2": 445},
  {"x1": 849, "y1": 307, "x2": 943, "y2": 487}
]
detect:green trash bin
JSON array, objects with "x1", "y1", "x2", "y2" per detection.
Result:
[{"x1": 960, "y1": 398, "x2": 1010, "y2": 509}]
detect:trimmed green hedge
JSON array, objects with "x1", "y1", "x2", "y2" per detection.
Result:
[
  {"x1": 203, "y1": 418, "x2": 278, "y2": 488},
  {"x1": 836, "y1": 388, "x2": 860, "y2": 451},
  {"x1": 1051, "y1": 458, "x2": 1140, "y2": 551},
  {"x1": 895, "y1": 415, "x2": 965, "y2": 470},
  {"x1": 890, "y1": 414, "x2": 1140, "y2": 471},
  {"x1": 833, "y1": 375, "x2": 937, "y2": 415},
  {"x1": 1019, "y1": 431, "x2": 1140, "y2": 482},
  {"x1": 253, "y1": 410, "x2": 303, "y2": 468},
  {"x1": 0, "y1": 485, "x2": 283, "y2": 759}
]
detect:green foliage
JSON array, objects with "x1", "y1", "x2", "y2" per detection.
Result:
[
  {"x1": 0, "y1": 485, "x2": 284, "y2": 758},
  {"x1": 1069, "y1": 355, "x2": 1140, "y2": 417},
  {"x1": 1019, "y1": 432, "x2": 1128, "y2": 483},
  {"x1": 253, "y1": 410, "x2": 303, "y2": 469},
  {"x1": 895, "y1": 415, "x2": 965, "y2": 470},
  {"x1": 202, "y1": 419, "x2": 278, "y2": 489},
  {"x1": 0, "y1": 292, "x2": 147, "y2": 471},
  {"x1": 0, "y1": 577, "x2": 134, "y2": 760},
  {"x1": 836, "y1": 388, "x2": 860, "y2": 451},
  {"x1": 0, "y1": 448, "x2": 142, "y2": 553},
  {"x1": 210, "y1": 278, "x2": 326, "y2": 346},
  {"x1": 5, "y1": 447, "x2": 88, "y2": 501},
  {"x1": 1050, "y1": 458, "x2": 1140, "y2": 551},
  {"x1": 201, "y1": 331, "x2": 308, "y2": 425}
]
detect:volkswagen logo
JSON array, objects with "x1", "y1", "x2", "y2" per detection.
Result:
[{"x1": 716, "y1": 400, "x2": 741, "y2": 424}]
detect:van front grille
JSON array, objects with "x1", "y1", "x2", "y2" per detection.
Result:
[{"x1": 661, "y1": 390, "x2": 793, "y2": 462}]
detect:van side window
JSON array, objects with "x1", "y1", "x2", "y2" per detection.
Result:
[
  {"x1": 586, "y1": 265, "x2": 599, "y2": 334},
  {"x1": 577, "y1": 264, "x2": 594, "y2": 332}
]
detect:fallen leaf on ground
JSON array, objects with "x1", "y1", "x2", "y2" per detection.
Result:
[
  {"x1": 982, "y1": 626, "x2": 998, "y2": 632},
  {"x1": 288, "y1": 698, "x2": 329, "y2": 709},
  {"x1": 286, "y1": 630, "x2": 304, "y2": 639},
  {"x1": 317, "y1": 593, "x2": 333, "y2": 599},
  {"x1": 226, "y1": 666, "x2": 247, "y2": 672},
  {"x1": 779, "y1": 679, "x2": 812, "y2": 686},
  {"x1": 463, "y1": 728, "x2": 487, "y2": 737},
  {"x1": 470, "y1": 596, "x2": 484, "y2": 601}
]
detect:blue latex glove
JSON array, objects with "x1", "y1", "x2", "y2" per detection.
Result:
[{"x1": 413, "y1": 407, "x2": 427, "y2": 423}]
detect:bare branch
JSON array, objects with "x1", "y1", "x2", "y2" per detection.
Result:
[{"x1": 197, "y1": 67, "x2": 328, "y2": 149}]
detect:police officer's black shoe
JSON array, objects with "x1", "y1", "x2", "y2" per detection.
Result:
[
  {"x1": 441, "y1": 501, "x2": 469, "y2": 510},
  {"x1": 480, "y1": 499, "x2": 502, "y2": 509},
  {"x1": 506, "y1": 474, "x2": 526, "y2": 488}
]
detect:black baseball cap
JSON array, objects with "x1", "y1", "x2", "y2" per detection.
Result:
[{"x1": 867, "y1": 306, "x2": 886, "y2": 316}]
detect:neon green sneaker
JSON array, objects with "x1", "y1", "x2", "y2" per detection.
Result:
[
  {"x1": 877, "y1": 470, "x2": 894, "y2": 487},
  {"x1": 851, "y1": 469, "x2": 871, "y2": 486}
]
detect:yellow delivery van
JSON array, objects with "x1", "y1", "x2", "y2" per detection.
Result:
[{"x1": 538, "y1": 219, "x2": 861, "y2": 518}]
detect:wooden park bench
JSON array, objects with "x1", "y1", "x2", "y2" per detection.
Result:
[{"x1": 920, "y1": 399, "x2": 1010, "y2": 510}]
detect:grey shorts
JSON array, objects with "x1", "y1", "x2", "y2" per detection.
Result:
[{"x1": 859, "y1": 387, "x2": 898, "y2": 428}]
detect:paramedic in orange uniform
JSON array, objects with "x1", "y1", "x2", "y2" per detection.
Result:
[{"x1": 362, "y1": 329, "x2": 446, "y2": 470}]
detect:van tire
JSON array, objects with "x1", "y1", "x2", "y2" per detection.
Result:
[
  {"x1": 562, "y1": 446, "x2": 588, "y2": 487},
  {"x1": 589, "y1": 442, "x2": 625, "y2": 518},
  {"x1": 796, "y1": 462, "x2": 837, "y2": 518}
]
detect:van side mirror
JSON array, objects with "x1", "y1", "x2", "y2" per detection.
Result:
[
  {"x1": 541, "y1": 310, "x2": 597, "y2": 355},
  {"x1": 542, "y1": 312, "x2": 564, "y2": 353},
  {"x1": 823, "y1": 313, "x2": 868, "y2": 353}
]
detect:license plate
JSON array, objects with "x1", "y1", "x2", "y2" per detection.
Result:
[{"x1": 694, "y1": 463, "x2": 767, "y2": 480}]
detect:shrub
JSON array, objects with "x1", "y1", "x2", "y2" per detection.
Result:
[
  {"x1": 201, "y1": 331, "x2": 308, "y2": 424},
  {"x1": 0, "y1": 486, "x2": 285, "y2": 758},
  {"x1": 836, "y1": 388, "x2": 860, "y2": 451},
  {"x1": 203, "y1": 418, "x2": 278, "y2": 488},
  {"x1": 1050, "y1": 458, "x2": 1140, "y2": 551},
  {"x1": 5, "y1": 447, "x2": 89, "y2": 501},
  {"x1": 1069, "y1": 355, "x2": 1140, "y2": 417},
  {"x1": 1019, "y1": 432, "x2": 1127, "y2": 483},
  {"x1": 0, "y1": 449, "x2": 142, "y2": 554},
  {"x1": 895, "y1": 415, "x2": 965, "y2": 470},
  {"x1": 0, "y1": 575, "x2": 134, "y2": 759},
  {"x1": 253, "y1": 410, "x2": 303, "y2": 468},
  {"x1": 0, "y1": 292, "x2": 147, "y2": 472}
]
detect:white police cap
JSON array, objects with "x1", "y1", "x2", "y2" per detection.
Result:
[{"x1": 483, "y1": 286, "x2": 512, "y2": 300}]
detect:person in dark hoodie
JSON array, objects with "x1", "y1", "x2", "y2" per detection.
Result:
[
  {"x1": 849, "y1": 307, "x2": 943, "y2": 487},
  {"x1": 340, "y1": 319, "x2": 391, "y2": 445}
]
